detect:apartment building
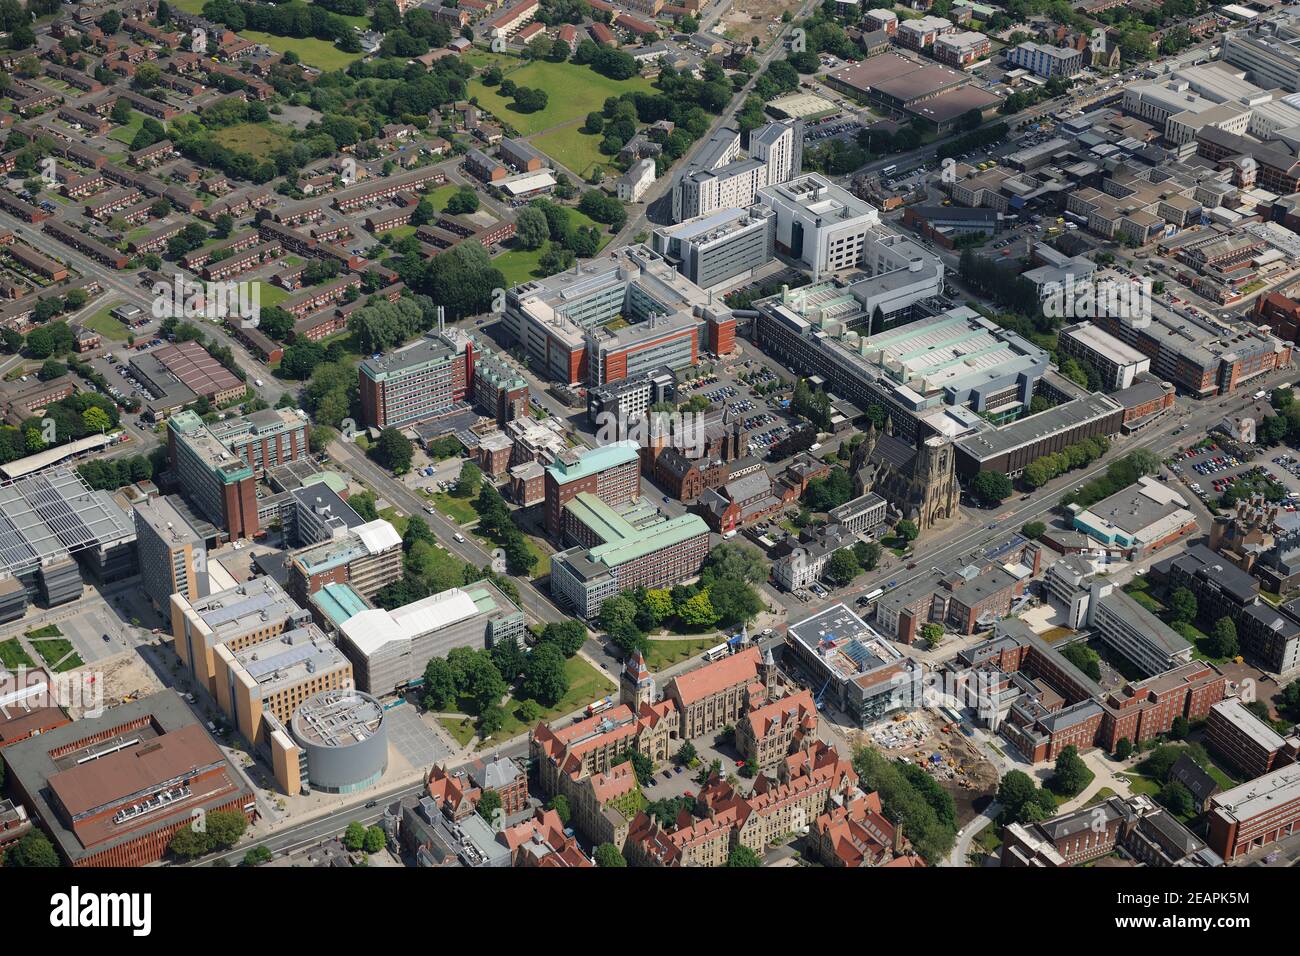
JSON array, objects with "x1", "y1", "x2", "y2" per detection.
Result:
[
  {"x1": 543, "y1": 443, "x2": 641, "y2": 538},
  {"x1": 669, "y1": 121, "x2": 800, "y2": 222},
  {"x1": 358, "y1": 330, "x2": 473, "y2": 430},
  {"x1": 133, "y1": 495, "x2": 207, "y2": 613},
  {"x1": 1007, "y1": 41, "x2": 1082, "y2": 78},
  {"x1": 1057, "y1": 322, "x2": 1151, "y2": 391},
  {"x1": 1207, "y1": 698, "x2": 1300, "y2": 781}
]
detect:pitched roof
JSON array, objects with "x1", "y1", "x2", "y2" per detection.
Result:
[{"x1": 665, "y1": 646, "x2": 762, "y2": 706}]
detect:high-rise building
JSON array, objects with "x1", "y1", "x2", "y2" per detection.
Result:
[
  {"x1": 757, "y1": 173, "x2": 882, "y2": 274},
  {"x1": 651, "y1": 205, "x2": 776, "y2": 290},
  {"x1": 133, "y1": 495, "x2": 207, "y2": 612},
  {"x1": 670, "y1": 121, "x2": 801, "y2": 222},
  {"x1": 166, "y1": 408, "x2": 309, "y2": 539}
]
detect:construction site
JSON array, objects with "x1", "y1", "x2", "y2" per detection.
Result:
[{"x1": 858, "y1": 707, "x2": 1000, "y2": 826}]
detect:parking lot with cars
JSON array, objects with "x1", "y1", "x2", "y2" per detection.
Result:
[{"x1": 1167, "y1": 441, "x2": 1300, "y2": 510}]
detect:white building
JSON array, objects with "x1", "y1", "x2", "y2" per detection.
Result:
[
  {"x1": 617, "y1": 158, "x2": 656, "y2": 203},
  {"x1": 670, "y1": 120, "x2": 801, "y2": 222},
  {"x1": 757, "y1": 173, "x2": 881, "y2": 274}
]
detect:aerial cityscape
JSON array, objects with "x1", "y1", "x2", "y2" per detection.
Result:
[{"x1": 0, "y1": 0, "x2": 1293, "y2": 901}]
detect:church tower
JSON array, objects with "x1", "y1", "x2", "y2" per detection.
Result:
[{"x1": 621, "y1": 648, "x2": 656, "y2": 710}]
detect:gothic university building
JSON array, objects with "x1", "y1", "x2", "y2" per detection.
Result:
[{"x1": 850, "y1": 419, "x2": 961, "y2": 532}]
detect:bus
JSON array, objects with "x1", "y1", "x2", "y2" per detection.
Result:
[
  {"x1": 586, "y1": 696, "x2": 613, "y2": 717},
  {"x1": 703, "y1": 643, "x2": 730, "y2": 663},
  {"x1": 882, "y1": 164, "x2": 897, "y2": 176},
  {"x1": 858, "y1": 587, "x2": 885, "y2": 610}
]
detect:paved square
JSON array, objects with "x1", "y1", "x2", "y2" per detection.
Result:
[{"x1": 386, "y1": 704, "x2": 454, "y2": 770}]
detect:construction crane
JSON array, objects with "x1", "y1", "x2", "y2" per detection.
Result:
[{"x1": 814, "y1": 677, "x2": 831, "y2": 711}]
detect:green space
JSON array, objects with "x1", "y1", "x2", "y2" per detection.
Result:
[
  {"x1": 472, "y1": 525, "x2": 550, "y2": 580},
  {"x1": 440, "y1": 655, "x2": 615, "y2": 749},
  {"x1": 972, "y1": 824, "x2": 1002, "y2": 857},
  {"x1": 109, "y1": 111, "x2": 146, "y2": 147},
  {"x1": 385, "y1": 224, "x2": 417, "y2": 241},
  {"x1": 428, "y1": 490, "x2": 480, "y2": 525},
  {"x1": 212, "y1": 122, "x2": 294, "y2": 161},
  {"x1": 27, "y1": 627, "x2": 83, "y2": 673},
  {"x1": 240, "y1": 31, "x2": 366, "y2": 72},
  {"x1": 83, "y1": 308, "x2": 131, "y2": 341},
  {"x1": 460, "y1": 47, "x2": 518, "y2": 72},
  {"x1": 424, "y1": 184, "x2": 463, "y2": 213},
  {"x1": 567, "y1": 206, "x2": 614, "y2": 251},
  {"x1": 378, "y1": 506, "x2": 409, "y2": 537},
  {"x1": 492, "y1": 245, "x2": 549, "y2": 286},
  {"x1": 0, "y1": 637, "x2": 36, "y2": 669},
  {"x1": 530, "y1": 123, "x2": 608, "y2": 180},
  {"x1": 643, "y1": 637, "x2": 716, "y2": 671},
  {"x1": 253, "y1": 281, "x2": 290, "y2": 309},
  {"x1": 172, "y1": 0, "x2": 207, "y2": 12},
  {"x1": 467, "y1": 59, "x2": 655, "y2": 137},
  {"x1": 1084, "y1": 787, "x2": 1117, "y2": 807}
]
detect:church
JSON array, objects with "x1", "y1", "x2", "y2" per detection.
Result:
[{"x1": 849, "y1": 419, "x2": 961, "y2": 533}]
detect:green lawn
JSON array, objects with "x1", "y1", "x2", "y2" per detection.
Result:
[
  {"x1": 384, "y1": 224, "x2": 417, "y2": 240},
  {"x1": 425, "y1": 184, "x2": 463, "y2": 213},
  {"x1": 530, "y1": 123, "x2": 610, "y2": 180},
  {"x1": 27, "y1": 628, "x2": 84, "y2": 673},
  {"x1": 644, "y1": 637, "x2": 717, "y2": 671},
  {"x1": 429, "y1": 490, "x2": 479, "y2": 525},
  {"x1": 109, "y1": 111, "x2": 145, "y2": 146},
  {"x1": 0, "y1": 637, "x2": 36, "y2": 669},
  {"x1": 467, "y1": 59, "x2": 656, "y2": 137},
  {"x1": 492, "y1": 244, "x2": 550, "y2": 286},
  {"x1": 567, "y1": 206, "x2": 615, "y2": 251},
  {"x1": 241, "y1": 31, "x2": 365, "y2": 72},
  {"x1": 438, "y1": 655, "x2": 615, "y2": 749},
  {"x1": 212, "y1": 122, "x2": 294, "y2": 161},
  {"x1": 253, "y1": 281, "x2": 290, "y2": 310},
  {"x1": 378, "y1": 506, "x2": 409, "y2": 537},
  {"x1": 84, "y1": 308, "x2": 131, "y2": 341}
]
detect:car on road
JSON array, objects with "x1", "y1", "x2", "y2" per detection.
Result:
[
  {"x1": 102, "y1": 634, "x2": 111, "y2": 642},
  {"x1": 453, "y1": 532, "x2": 466, "y2": 543},
  {"x1": 365, "y1": 800, "x2": 378, "y2": 809}
]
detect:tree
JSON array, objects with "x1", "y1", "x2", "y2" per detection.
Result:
[
  {"x1": 373, "y1": 427, "x2": 413, "y2": 473},
  {"x1": 457, "y1": 461, "x2": 483, "y2": 498},
  {"x1": 700, "y1": 541, "x2": 768, "y2": 586},
  {"x1": 1168, "y1": 587, "x2": 1197, "y2": 624},
  {"x1": 83, "y1": 405, "x2": 111, "y2": 434},
  {"x1": 343, "y1": 821, "x2": 366, "y2": 851},
  {"x1": 725, "y1": 845, "x2": 763, "y2": 867},
  {"x1": 920, "y1": 623, "x2": 944, "y2": 648},
  {"x1": 477, "y1": 788, "x2": 502, "y2": 824},
  {"x1": 676, "y1": 590, "x2": 720, "y2": 630},
  {"x1": 853, "y1": 540, "x2": 881, "y2": 572},
  {"x1": 5, "y1": 830, "x2": 58, "y2": 867},
  {"x1": 675, "y1": 740, "x2": 697, "y2": 766},
  {"x1": 824, "y1": 549, "x2": 861, "y2": 586},
  {"x1": 363, "y1": 825, "x2": 386, "y2": 853},
  {"x1": 1062, "y1": 643, "x2": 1101, "y2": 681},
  {"x1": 1020, "y1": 520, "x2": 1047, "y2": 541},
  {"x1": 540, "y1": 619, "x2": 587, "y2": 658},
  {"x1": 1114, "y1": 737, "x2": 1133, "y2": 760},
  {"x1": 547, "y1": 794, "x2": 570, "y2": 825},
  {"x1": 594, "y1": 843, "x2": 627, "y2": 866},
  {"x1": 205, "y1": 810, "x2": 248, "y2": 849},
  {"x1": 1051, "y1": 745, "x2": 1091, "y2": 797},
  {"x1": 1209, "y1": 617, "x2": 1239, "y2": 659},
  {"x1": 997, "y1": 770, "x2": 1053, "y2": 824},
  {"x1": 242, "y1": 845, "x2": 273, "y2": 866},
  {"x1": 1158, "y1": 780, "x2": 1195, "y2": 818},
  {"x1": 708, "y1": 576, "x2": 763, "y2": 625},
  {"x1": 895, "y1": 520, "x2": 918, "y2": 543},
  {"x1": 521, "y1": 642, "x2": 569, "y2": 707},
  {"x1": 38, "y1": 359, "x2": 66, "y2": 381},
  {"x1": 514, "y1": 205, "x2": 549, "y2": 250},
  {"x1": 445, "y1": 188, "x2": 479, "y2": 215},
  {"x1": 1170, "y1": 715, "x2": 1190, "y2": 741},
  {"x1": 970, "y1": 470, "x2": 1012, "y2": 507}
]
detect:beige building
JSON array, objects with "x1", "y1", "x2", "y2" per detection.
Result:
[{"x1": 171, "y1": 576, "x2": 310, "y2": 695}]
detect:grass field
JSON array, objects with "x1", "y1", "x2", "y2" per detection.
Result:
[
  {"x1": 492, "y1": 244, "x2": 549, "y2": 286},
  {"x1": 425, "y1": 184, "x2": 463, "y2": 213},
  {"x1": 467, "y1": 59, "x2": 656, "y2": 137},
  {"x1": 440, "y1": 655, "x2": 616, "y2": 749},
  {"x1": 27, "y1": 627, "x2": 83, "y2": 673},
  {"x1": 0, "y1": 637, "x2": 36, "y2": 669},
  {"x1": 109, "y1": 111, "x2": 145, "y2": 146},
  {"x1": 644, "y1": 637, "x2": 716, "y2": 671},
  {"x1": 530, "y1": 123, "x2": 610, "y2": 180},
  {"x1": 241, "y1": 31, "x2": 364, "y2": 72},
  {"x1": 84, "y1": 308, "x2": 130, "y2": 341},
  {"x1": 253, "y1": 281, "x2": 290, "y2": 309},
  {"x1": 428, "y1": 490, "x2": 479, "y2": 525},
  {"x1": 213, "y1": 122, "x2": 294, "y2": 161}
]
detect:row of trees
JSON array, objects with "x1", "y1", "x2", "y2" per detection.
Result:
[
  {"x1": 1021, "y1": 435, "x2": 1111, "y2": 490},
  {"x1": 475, "y1": 483, "x2": 540, "y2": 577}
]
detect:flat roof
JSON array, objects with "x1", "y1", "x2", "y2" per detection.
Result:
[
  {"x1": 1211, "y1": 697, "x2": 1288, "y2": 752},
  {"x1": 1212, "y1": 762, "x2": 1300, "y2": 821},
  {"x1": 0, "y1": 467, "x2": 135, "y2": 575}
]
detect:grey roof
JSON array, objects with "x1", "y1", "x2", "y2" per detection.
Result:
[
  {"x1": 1168, "y1": 752, "x2": 1220, "y2": 805},
  {"x1": 469, "y1": 755, "x2": 521, "y2": 792},
  {"x1": 1096, "y1": 589, "x2": 1192, "y2": 658}
]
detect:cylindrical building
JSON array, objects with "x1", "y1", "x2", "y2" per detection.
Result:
[{"x1": 291, "y1": 689, "x2": 387, "y2": 794}]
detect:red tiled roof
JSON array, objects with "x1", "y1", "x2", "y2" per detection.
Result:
[{"x1": 667, "y1": 646, "x2": 761, "y2": 706}]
